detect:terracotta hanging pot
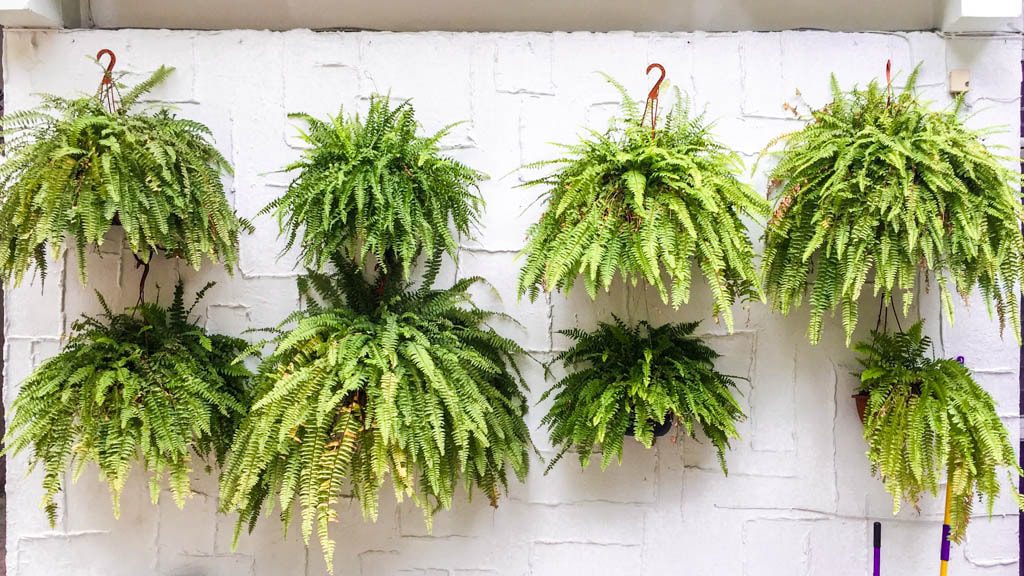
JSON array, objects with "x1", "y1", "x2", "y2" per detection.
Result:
[
  {"x1": 853, "y1": 392, "x2": 869, "y2": 424},
  {"x1": 853, "y1": 381, "x2": 924, "y2": 425}
]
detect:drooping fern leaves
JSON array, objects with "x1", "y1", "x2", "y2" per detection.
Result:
[
  {"x1": 218, "y1": 258, "x2": 531, "y2": 572},
  {"x1": 762, "y1": 67, "x2": 1024, "y2": 345},
  {"x1": 1, "y1": 281, "x2": 251, "y2": 525},
  {"x1": 0, "y1": 65, "x2": 250, "y2": 285},
  {"x1": 855, "y1": 321, "x2": 1024, "y2": 542},
  {"x1": 517, "y1": 77, "x2": 769, "y2": 331},
  {"x1": 262, "y1": 96, "x2": 484, "y2": 278},
  {"x1": 542, "y1": 317, "x2": 744, "y2": 473}
]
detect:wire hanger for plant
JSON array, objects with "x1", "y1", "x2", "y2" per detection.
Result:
[
  {"x1": 95, "y1": 48, "x2": 122, "y2": 114},
  {"x1": 875, "y1": 294, "x2": 905, "y2": 335},
  {"x1": 641, "y1": 63, "x2": 666, "y2": 136},
  {"x1": 94, "y1": 49, "x2": 148, "y2": 303}
]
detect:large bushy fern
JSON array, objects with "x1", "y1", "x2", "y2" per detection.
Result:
[
  {"x1": 517, "y1": 78, "x2": 768, "y2": 331},
  {"x1": 0, "y1": 65, "x2": 249, "y2": 284},
  {"x1": 855, "y1": 320, "x2": 1024, "y2": 542},
  {"x1": 218, "y1": 258, "x2": 531, "y2": 571},
  {"x1": 2, "y1": 282, "x2": 251, "y2": 525},
  {"x1": 762, "y1": 68, "x2": 1024, "y2": 345},
  {"x1": 262, "y1": 96, "x2": 484, "y2": 277},
  {"x1": 542, "y1": 318, "x2": 743, "y2": 472}
]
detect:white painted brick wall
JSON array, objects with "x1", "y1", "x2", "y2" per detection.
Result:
[{"x1": 2, "y1": 28, "x2": 1021, "y2": 575}]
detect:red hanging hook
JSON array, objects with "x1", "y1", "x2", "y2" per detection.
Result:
[
  {"x1": 95, "y1": 49, "x2": 121, "y2": 113},
  {"x1": 885, "y1": 59, "x2": 893, "y2": 105},
  {"x1": 96, "y1": 49, "x2": 116, "y2": 85},
  {"x1": 646, "y1": 63, "x2": 666, "y2": 101},
  {"x1": 642, "y1": 63, "x2": 667, "y2": 135}
]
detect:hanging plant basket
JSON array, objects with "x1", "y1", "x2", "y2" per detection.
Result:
[
  {"x1": 219, "y1": 96, "x2": 530, "y2": 574},
  {"x1": 1, "y1": 282, "x2": 251, "y2": 524},
  {"x1": 542, "y1": 317, "x2": 744, "y2": 473},
  {"x1": 517, "y1": 70, "x2": 768, "y2": 332},
  {"x1": 761, "y1": 63, "x2": 1024, "y2": 345},
  {"x1": 262, "y1": 96, "x2": 483, "y2": 276},
  {"x1": 0, "y1": 52, "x2": 249, "y2": 285},
  {"x1": 853, "y1": 320, "x2": 1024, "y2": 542}
]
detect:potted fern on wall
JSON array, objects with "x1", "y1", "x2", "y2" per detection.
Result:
[
  {"x1": 761, "y1": 64, "x2": 1024, "y2": 345},
  {"x1": 517, "y1": 71, "x2": 769, "y2": 331},
  {"x1": 2, "y1": 282, "x2": 251, "y2": 524},
  {"x1": 543, "y1": 318, "x2": 744, "y2": 472},
  {"x1": 522, "y1": 67, "x2": 752, "y2": 468},
  {"x1": 0, "y1": 54, "x2": 249, "y2": 285},
  {"x1": 0, "y1": 53, "x2": 256, "y2": 526},
  {"x1": 219, "y1": 96, "x2": 532, "y2": 571},
  {"x1": 853, "y1": 321, "x2": 1024, "y2": 542}
]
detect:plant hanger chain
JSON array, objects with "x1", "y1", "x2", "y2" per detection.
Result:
[
  {"x1": 875, "y1": 293, "x2": 905, "y2": 335},
  {"x1": 133, "y1": 253, "x2": 151, "y2": 308},
  {"x1": 95, "y1": 48, "x2": 122, "y2": 114},
  {"x1": 641, "y1": 63, "x2": 666, "y2": 135}
]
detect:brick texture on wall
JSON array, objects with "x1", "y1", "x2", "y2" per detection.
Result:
[{"x1": 2, "y1": 29, "x2": 1021, "y2": 576}]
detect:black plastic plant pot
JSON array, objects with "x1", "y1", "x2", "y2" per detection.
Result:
[{"x1": 625, "y1": 414, "x2": 674, "y2": 438}]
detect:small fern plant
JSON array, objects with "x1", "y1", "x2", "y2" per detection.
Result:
[
  {"x1": 542, "y1": 318, "x2": 744, "y2": 473},
  {"x1": 1, "y1": 282, "x2": 251, "y2": 525},
  {"x1": 762, "y1": 67, "x2": 1024, "y2": 345},
  {"x1": 0, "y1": 65, "x2": 249, "y2": 285},
  {"x1": 262, "y1": 95, "x2": 484, "y2": 277},
  {"x1": 517, "y1": 77, "x2": 769, "y2": 331},
  {"x1": 855, "y1": 320, "x2": 1024, "y2": 542},
  {"x1": 218, "y1": 258, "x2": 531, "y2": 571}
]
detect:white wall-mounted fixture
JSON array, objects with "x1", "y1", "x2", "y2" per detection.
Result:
[
  {"x1": 0, "y1": 0, "x2": 64, "y2": 27},
  {"x1": 949, "y1": 69, "x2": 971, "y2": 94},
  {"x1": 942, "y1": 0, "x2": 1022, "y2": 32}
]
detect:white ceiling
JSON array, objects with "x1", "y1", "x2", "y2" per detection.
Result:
[{"x1": 83, "y1": 0, "x2": 946, "y2": 32}]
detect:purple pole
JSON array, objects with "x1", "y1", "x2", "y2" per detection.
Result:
[{"x1": 873, "y1": 522, "x2": 882, "y2": 576}]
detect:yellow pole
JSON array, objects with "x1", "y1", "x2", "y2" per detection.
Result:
[{"x1": 939, "y1": 481, "x2": 952, "y2": 576}]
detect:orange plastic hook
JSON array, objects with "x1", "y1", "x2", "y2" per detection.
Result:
[
  {"x1": 646, "y1": 63, "x2": 666, "y2": 101},
  {"x1": 97, "y1": 49, "x2": 116, "y2": 85}
]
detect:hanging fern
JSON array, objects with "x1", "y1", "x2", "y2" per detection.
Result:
[
  {"x1": 542, "y1": 317, "x2": 744, "y2": 473},
  {"x1": 1, "y1": 282, "x2": 251, "y2": 525},
  {"x1": 855, "y1": 320, "x2": 1024, "y2": 542},
  {"x1": 0, "y1": 65, "x2": 250, "y2": 285},
  {"x1": 262, "y1": 96, "x2": 484, "y2": 278},
  {"x1": 517, "y1": 77, "x2": 768, "y2": 331},
  {"x1": 762, "y1": 67, "x2": 1024, "y2": 345},
  {"x1": 218, "y1": 258, "x2": 531, "y2": 571}
]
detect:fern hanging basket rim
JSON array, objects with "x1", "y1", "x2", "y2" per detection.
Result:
[
  {"x1": 853, "y1": 380, "x2": 925, "y2": 424},
  {"x1": 624, "y1": 413, "x2": 674, "y2": 439}
]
